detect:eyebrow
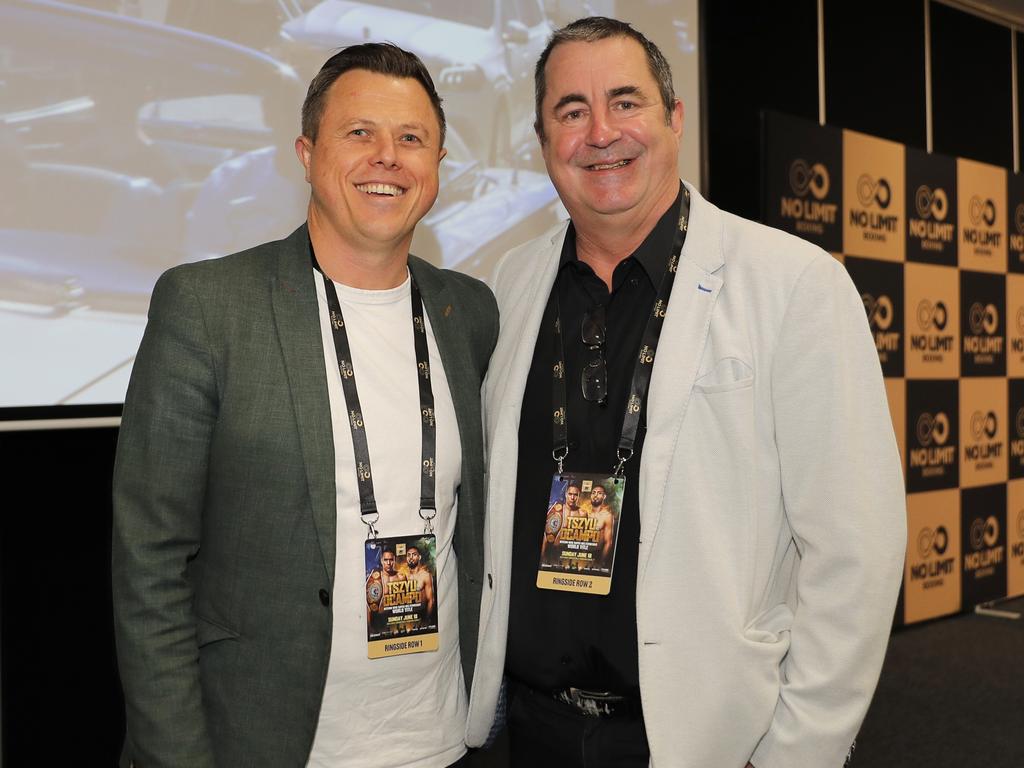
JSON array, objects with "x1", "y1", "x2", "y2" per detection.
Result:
[
  {"x1": 551, "y1": 85, "x2": 647, "y2": 114},
  {"x1": 340, "y1": 119, "x2": 431, "y2": 134}
]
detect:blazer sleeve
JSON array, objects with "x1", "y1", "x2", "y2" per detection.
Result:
[
  {"x1": 111, "y1": 267, "x2": 218, "y2": 768},
  {"x1": 750, "y1": 254, "x2": 906, "y2": 768}
]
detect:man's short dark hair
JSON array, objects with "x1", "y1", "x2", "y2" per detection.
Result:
[
  {"x1": 533, "y1": 16, "x2": 675, "y2": 141},
  {"x1": 301, "y1": 42, "x2": 446, "y2": 145}
]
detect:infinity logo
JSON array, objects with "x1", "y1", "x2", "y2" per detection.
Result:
[
  {"x1": 915, "y1": 185, "x2": 948, "y2": 221},
  {"x1": 968, "y1": 303, "x2": 999, "y2": 336},
  {"x1": 857, "y1": 175, "x2": 891, "y2": 209},
  {"x1": 916, "y1": 300, "x2": 948, "y2": 331},
  {"x1": 1017, "y1": 306, "x2": 1024, "y2": 334},
  {"x1": 969, "y1": 196, "x2": 997, "y2": 227},
  {"x1": 788, "y1": 159, "x2": 830, "y2": 199},
  {"x1": 970, "y1": 411, "x2": 998, "y2": 440},
  {"x1": 1018, "y1": 509, "x2": 1024, "y2": 539},
  {"x1": 917, "y1": 525, "x2": 949, "y2": 558},
  {"x1": 862, "y1": 293, "x2": 894, "y2": 330},
  {"x1": 970, "y1": 516, "x2": 999, "y2": 550},
  {"x1": 1015, "y1": 203, "x2": 1024, "y2": 235},
  {"x1": 916, "y1": 412, "x2": 950, "y2": 446},
  {"x1": 1016, "y1": 407, "x2": 1024, "y2": 438}
]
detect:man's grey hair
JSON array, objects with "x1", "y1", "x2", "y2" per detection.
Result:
[{"x1": 533, "y1": 16, "x2": 676, "y2": 141}]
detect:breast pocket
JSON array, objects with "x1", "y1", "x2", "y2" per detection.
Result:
[{"x1": 692, "y1": 356, "x2": 754, "y2": 394}]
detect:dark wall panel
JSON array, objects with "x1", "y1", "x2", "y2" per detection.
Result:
[
  {"x1": 931, "y1": 2, "x2": 1013, "y2": 167},
  {"x1": 703, "y1": 0, "x2": 819, "y2": 220},
  {"x1": 824, "y1": 0, "x2": 926, "y2": 149},
  {"x1": 1017, "y1": 29, "x2": 1024, "y2": 167},
  {"x1": 0, "y1": 428, "x2": 124, "y2": 764}
]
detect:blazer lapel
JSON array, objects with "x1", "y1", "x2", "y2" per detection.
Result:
[
  {"x1": 487, "y1": 225, "x2": 567, "y2": 421},
  {"x1": 407, "y1": 257, "x2": 474, "y2": 463},
  {"x1": 638, "y1": 185, "x2": 725, "y2": 585},
  {"x1": 485, "y1": 225, "x2": 566, "y2": 576},
  {"x1": 271, "y1": 225, "x2": 337, "y2": 584}
]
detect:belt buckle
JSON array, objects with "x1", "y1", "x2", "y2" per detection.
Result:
[{"x1": 561, "y1": 687, "x2": 623, "y2": 717}]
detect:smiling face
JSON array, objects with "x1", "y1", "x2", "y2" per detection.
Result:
[
  {"x1": 296, "y1": 69, "x2": 445, "y2": 258},
  {"x1": 538, "y1": 36, "x2": 683, "y2": 230}
]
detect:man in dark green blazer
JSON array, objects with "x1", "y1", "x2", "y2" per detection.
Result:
[{"x1": 112, "y1": 43, "x2": 497, "y2": 768}]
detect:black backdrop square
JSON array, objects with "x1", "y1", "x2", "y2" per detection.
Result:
[
  {"x1": 960, "y1": 270, "x2": 1007, "y2": 377},
  {"x1": 906, "y1": 379, "x2": 960, "y2": 493},
  {"x1": 1009, "y1": 379, "x2": 1024, "y2": 479},
  {"x1": 905, "y1": 145, "x2": 958, "y2": 266},
  {"x1": 960, "y1": 484, "x2": 1008, "y2": 607},
  {"x1": 844, "y1": 256, "x2": 904, "y2": 377},
  {"x1": 762, "y1": 111, "x2": 843, "y2": 254},
  {"x1": 1007, "y1": 171, "x2": 1024, "y2": 273}
]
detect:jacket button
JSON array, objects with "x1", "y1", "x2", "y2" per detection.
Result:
[{"x1": 319, "y1": 589, "x2": 330, "y2": 606}]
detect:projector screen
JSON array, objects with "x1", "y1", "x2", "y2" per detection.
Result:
[{"x1": 0, "y1": 0, "x2": 701, "y2": 424}]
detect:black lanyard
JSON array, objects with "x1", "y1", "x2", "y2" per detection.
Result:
[
  {"x1": 551, "y1": 189, "x2": 690, "y2": 476},
  {"x1": 311, "y1": 245, "x2": 437, "y2": 538}
]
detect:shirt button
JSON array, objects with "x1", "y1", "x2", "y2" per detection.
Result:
[{"x1": 319, "y1": 589, "x2": 330, "y2": 607}]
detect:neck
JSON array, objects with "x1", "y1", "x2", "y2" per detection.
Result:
[
  {"x1": 307, "y1": 207, "x2": 411, "y2": 290},
  {"x1": 573, "y1": 181, "x2": 680, "y2": 290}
]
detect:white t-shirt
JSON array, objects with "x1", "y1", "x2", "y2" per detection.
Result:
[{"x1": 307, "y1": 270, "x2": 467, "y2": 768}]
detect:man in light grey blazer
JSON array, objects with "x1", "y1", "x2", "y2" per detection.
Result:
[
  {"x1": 466, "y1": 17, "x2": 905, "y2": 768},
  {"x1": 113, "y1": 44, "x2": 497, "y2": 767}
]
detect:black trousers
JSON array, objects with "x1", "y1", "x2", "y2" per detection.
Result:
[{"x1": 506, "y1": 683, "x2": 650, "y2": 768}]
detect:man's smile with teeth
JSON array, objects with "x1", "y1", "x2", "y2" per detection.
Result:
[
  {"x1": 355, "y1": 182, "x2": 406, "y2": 196},
  {"x1": 587, "y1": 159, "x2": 632, "y2": 170}
]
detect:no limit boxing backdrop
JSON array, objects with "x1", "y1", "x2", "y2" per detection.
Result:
[{"x1": 764, "y1": 111, "x2": 1024, "y2": 625}]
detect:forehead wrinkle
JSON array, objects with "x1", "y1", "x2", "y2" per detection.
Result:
[{"x1": 341, "y1": 117, "x2": 377, "y2": 127}]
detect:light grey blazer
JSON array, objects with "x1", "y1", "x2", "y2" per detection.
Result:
[{"x1": 467, "y1": 183, "x2": 906, "y2": 768}]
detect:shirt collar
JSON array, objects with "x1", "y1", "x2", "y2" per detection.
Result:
[{"x1": 557, "y1": 182, "x2": 684, "y2": 287}]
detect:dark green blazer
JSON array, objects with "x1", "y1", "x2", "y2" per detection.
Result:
[{"x1": 112, "y1": 224, "x2": 498, "y2": 767}]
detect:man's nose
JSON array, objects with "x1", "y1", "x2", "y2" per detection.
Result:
[
  {"x1": 586, "y1": 107, "x2": 621, "y2": 148},
  {"x1": 372, "y1": 134, "x2": 400, "y2": 168}
]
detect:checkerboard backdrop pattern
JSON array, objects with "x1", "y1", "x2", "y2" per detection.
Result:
[{"x1": 764, "y1": 112, "x2": 1024, "y2": 625}]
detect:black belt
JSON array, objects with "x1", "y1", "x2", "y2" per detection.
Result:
[{"x1": 512, "y1": 679, "x2": 643, "y2": 719}]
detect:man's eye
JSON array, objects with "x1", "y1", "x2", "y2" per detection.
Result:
[
  {"x1": 400, "y1": 134, "x2": 422, "y2": 143},
  {"x1": 615, "y1": 101, "x2": 637, "y2": 111},
  {"x1": 563, "y1": 109, "x2": 584, "y2": 122},
  {"x1": 351, "y1": 128, "x2": 368, "y2": 136}
]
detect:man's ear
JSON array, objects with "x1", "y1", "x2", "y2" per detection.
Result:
[
  {"x1": 295, "y1": 135, "x2": 312, "y2": 183},
  {"x1": 438, "y1": 146, "x2": 447, "y2": 164},
  {"x1": 670, "y1": 98, "x2": 684, "y2": 139}
]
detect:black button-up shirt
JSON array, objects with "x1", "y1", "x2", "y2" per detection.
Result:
[{"x1": 505, "y1": 187, "x2": 684, "y2": 698}]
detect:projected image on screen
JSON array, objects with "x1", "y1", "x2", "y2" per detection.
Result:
[{"x1": 0, "y1": 0, "x2": 700, "y2": 413}]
